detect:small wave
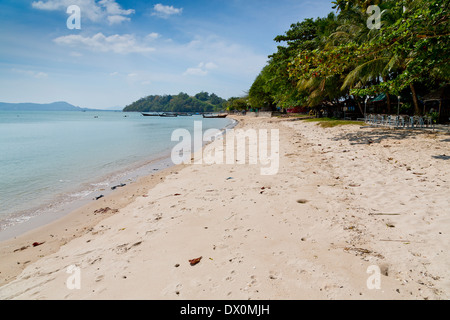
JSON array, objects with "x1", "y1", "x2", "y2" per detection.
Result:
[
  {"x1": 90, "y1": 182, "x2": 110, "y2": 187},
  {"x1": 69, "y1": 190, "x2": 93, "y2": 198},
  {"x1": 0, "y1": 214, "x2": 33, "y2": 232}
]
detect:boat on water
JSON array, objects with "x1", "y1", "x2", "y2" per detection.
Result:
[
  {"x1": 159, "y1": 113, "x2": 178, "y2": 117},
  {"x1": 141, "y1": 112, "x2": 178, "y2": 117},
  {"x1": 141, "y1": 113, "x2": 160, "y2": 117},
  {"x1": 202, "y1": 113, "x2": 228, "y2": 118}
]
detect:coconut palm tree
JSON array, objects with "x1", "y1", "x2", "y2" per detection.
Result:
[{"x1": 337, "y1": 2, "x2": 405, "y2": 113}]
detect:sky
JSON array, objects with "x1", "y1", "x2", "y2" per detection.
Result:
[{"x1": 0, "y1": 0, "x2": 335, "y2": 109}]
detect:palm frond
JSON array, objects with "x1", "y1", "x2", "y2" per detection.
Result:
[{"x1": 342, "y1": 57, "x2": 390, "y2": 90}]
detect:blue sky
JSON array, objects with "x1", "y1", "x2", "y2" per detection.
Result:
[{"x1": 0, "y1": 0, "x2": 335, "y2": 109}]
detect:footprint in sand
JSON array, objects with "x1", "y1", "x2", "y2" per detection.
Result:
[
  {"x1": 269, "y1": 271, "x2": 282, "y2": 280},
  {"x1": 163, "y1": 283, "x2": 183, "y2": 297},
  {"x1": 225, "y1": 270, "x2": 236, "y2": 282}
]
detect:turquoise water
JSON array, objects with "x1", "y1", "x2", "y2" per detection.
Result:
[{"x1": 0, "y1": 111, "x2": 233, "y2": 231}]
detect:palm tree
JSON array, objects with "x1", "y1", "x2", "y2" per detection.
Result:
[
  {"x1": 339, "y1": 0, "x2": 448, "y2": 115},
  {"x1": 337, "y1": 2, "x2": 406, "y2": 114}
]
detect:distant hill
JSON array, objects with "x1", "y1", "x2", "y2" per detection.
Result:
[
  {"x1": 0, "y1": 101, "x2": 94, "y2": 111},
  {"x1": 123, "y1": 92, "x2": 227, "y2": 113}
]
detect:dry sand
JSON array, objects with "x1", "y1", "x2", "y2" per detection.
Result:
[{"x1": 0, "y1": 116, "x2": 448, "y2": 300}]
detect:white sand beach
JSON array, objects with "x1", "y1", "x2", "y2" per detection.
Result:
[{"x1": 0, "y1": 116, "x2": 449, "y2": 300}]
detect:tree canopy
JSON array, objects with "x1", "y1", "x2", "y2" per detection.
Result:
[
  {"x1": 248, "y1": 0, "x2": 449, "y2": 116},
  {"x1": 123, "y1": 92, "x2": 227, "y2": 113}
]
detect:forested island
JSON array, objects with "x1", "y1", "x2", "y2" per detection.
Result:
[
  {"x1": 0, "y1": 101, "x2": 87, "y2": 111},
  {"x1": 123, "y1": 92, "x2": 227, "y2": 113}
]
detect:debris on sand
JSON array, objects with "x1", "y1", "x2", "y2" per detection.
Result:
[{"x1": 189, "y1": 257, "x2": 202, "y2": 266}]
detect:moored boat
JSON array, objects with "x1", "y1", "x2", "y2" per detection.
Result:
[
  {"x1": 202, "y1": 113, "x2": 228, "y2": 118},
  {"x1": 159, "y1": 113, "x2": 178, "y2": 117},
  {"x1": 141, "y1": 113, "x2": 160, "y2": 117}
]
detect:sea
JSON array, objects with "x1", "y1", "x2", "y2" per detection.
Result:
[{"x1": 0, "y1": 111, "x2": 234, "y2": 239}]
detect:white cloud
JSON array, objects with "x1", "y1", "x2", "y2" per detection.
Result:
[
  {"x1": 53, "y1": 33, "x2": 155, "y2": 54},
  {"x1": 69, "y1": 51, "x2": 83, "y2": 57},
  {"x1": 34, "y1": 72, "x2": 49, "y2": 79},
  {"x1": 107, "y1": 15, "x2": 130, "y2": 25},
  {"x1": 183, "y1": 67, "x2": 207, "y2": 77},
  {"x1": 152, "y1": 4, "x2": 183, "y2": 18},
  {"x1": 167, "y1": 36, "x2": 266, "y2": 78},
  {"x1": 12, "y1": 68, "x2": 48, "y2": 79},
  {"x1": 98, "y1": 0, "x2": 134, "y2": 16},
  {"x1": 146, "y1": 32, "x2": 161, "y2": 40},
  {"x1": 192, "y1": 37, "x2": 266, "y2": 76},
  {"x1": 32, "y1": 0, "x2": 134, "y2": 24},
  {"x1": 32, "y1": 0, "x2": 62, "y2": 10},
  {"x1": 183, "y1": 62, "x2": 218, "y2": 76},
  {"x1": 204, "y1": 62, "x2": 218, "y2": 70}
]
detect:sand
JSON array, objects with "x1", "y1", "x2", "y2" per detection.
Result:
[{"x1": 0, "y1": 116, "x2": 448, "y2": 300}]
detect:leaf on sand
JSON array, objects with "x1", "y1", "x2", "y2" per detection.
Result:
[
  {"x1": 14, "y1": 246, "x2": 29, "y2": 252},
  {"x1": 349, "y1": 183, "x2": 361, "y2": 187},
  {"x1": 94, "y1": 207, "x2": 119, "y2": 214},
  {"x1": 386, "y1": 223, "x2": 396, "y2": 228},
  {"x1": 32, "y1": 242, "x2": 45, "y2": 247},
  {"x1": 189, "y1": 256, "x2": 202, "y2": 266}
]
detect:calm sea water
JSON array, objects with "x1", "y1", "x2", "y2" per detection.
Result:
[{"x1": 0, "y1": 111, "x2": 233, "y2": 232}]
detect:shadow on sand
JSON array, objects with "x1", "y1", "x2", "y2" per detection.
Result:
[
  {"x1": 330, "y1": 128, "x2": 432, "y2": 145},
  {"x1": 330, "y1": 128, "x2": 450, "y2": 161},
  {"x1": 432, "y1": 155, "x2": 450, "y2": 160}
]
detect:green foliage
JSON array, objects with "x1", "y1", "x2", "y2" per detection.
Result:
[
  {"x1": 123, "y1": 92, "x2": 227, "y2": 113},
  {"x1": 304, "y1": 117, "x2": 364, "y2": 127},
  {"x1": 226, "y1": 96, "x2": 249, "y2": 111},
  {"x1": 249, "y1": 0, "x2": 449, "y2": 116},
  {"x1": 248, "y1": 16, "x2": 339, "y2": 110},
  {"x1": 248, "y1": 66, "x2": 276, "y2": 110},
  {"x1": 428, "y1": 111, "x2": 440, "y2": 123}
]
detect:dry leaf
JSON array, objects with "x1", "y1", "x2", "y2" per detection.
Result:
[{"x1": 189, "y1": 256, "x2": 202, "y2": 266}]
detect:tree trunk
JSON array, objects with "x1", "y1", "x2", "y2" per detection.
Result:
[
  {"x1": 382, "y1": 77, "x2": 391, "y2": 114},
  {"x1": 353, "y1": 96, "x2": 364, "y2": 115},
  {"x1": 410, "y1": 83, "x2": 421, "y2": 115},
  {"x1": 386, "y1": 93, "x2": 391, "y2": 114}
]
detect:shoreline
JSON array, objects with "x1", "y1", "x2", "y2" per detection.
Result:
[
  {"x1": 0, "y1": 113, "x2": 237, "y2": 240},
  {"x1": 0, "y1": 115, "x2": 448, "y2": 299},
  {"x1": 0, "y1": 117, "x2": 238, "y2": 285},
  {"x1": 0, "y1": 153, "x2": 174, "y2": 241},
  {"x1": 0, "y1": 158, "x2": 185, "y2": 285}
]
